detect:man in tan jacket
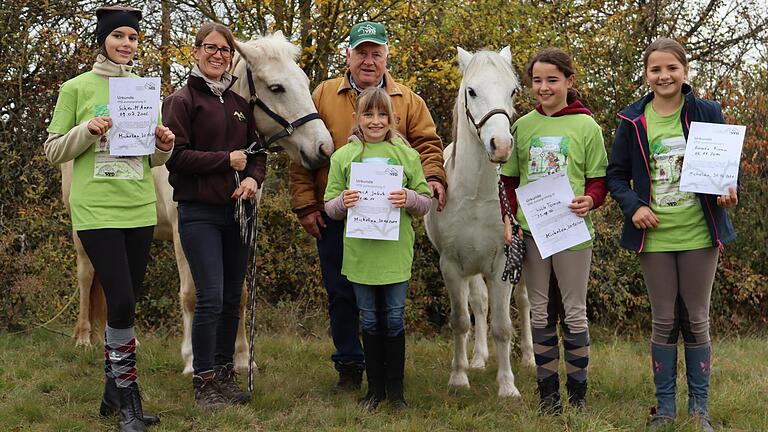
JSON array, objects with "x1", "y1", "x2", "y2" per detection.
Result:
[{"x1": 289, "y1": 21, "x2": 446, "y2": 390}]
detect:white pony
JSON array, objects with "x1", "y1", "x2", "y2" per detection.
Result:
[
  {"x1": 425, "y1": 47, "x2": 534, "y2": 397},
  {"x1": 67, "y1": 32, "x2": 333, "y2": 375}
]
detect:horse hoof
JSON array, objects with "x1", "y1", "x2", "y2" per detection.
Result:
[
  {"x1": 182, "y1": 364, "x2": 194, "y2": 375},
  {"x1": 498, "y1": 384, "x2": 521, "y2": 398},
  {"x1": 469, "y1": 358, "x2": 487, "y2": 370},
  {"x1": 448, "y1": 373, "x2": 470, "y2": 388}
]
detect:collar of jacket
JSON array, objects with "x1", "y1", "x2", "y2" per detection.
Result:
[
  {"x1": 619, "y1": 83, "x2": 694, "y2": 120},
  {"x1": 336, "y1": 70, "x2": 403, "y2": 97},
  {"x1": 187, "y1": 74, "x2": 238, "y2": 97},
  {"x1": 535, "y1": 99, "x2": 592, "y2": 117},
  {"x1": 92, "y1": 54, "x2": 134, "y2": 77}
]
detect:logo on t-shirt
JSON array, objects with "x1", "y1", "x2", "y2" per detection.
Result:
[
  {"x1": 650, "y1": 136, "x2": 696, "y2": 208},
  {"x1": 528, "y1": 136, "x2": 569, "y2": 181}
]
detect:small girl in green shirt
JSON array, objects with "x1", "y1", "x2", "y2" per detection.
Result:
[{"x1": 324, "y1": 87, "x2": 432, "y2": 411}]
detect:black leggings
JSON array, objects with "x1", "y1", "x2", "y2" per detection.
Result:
[{"x1": 77, "y1": 226, "x2": 154, "y2": 329}]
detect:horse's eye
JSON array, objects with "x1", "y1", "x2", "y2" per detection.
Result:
[
  {"x1": 467, "y1": 87, "x2": 476, "y2": 98},
  {"x1": 268, "y1": 84, "x2": 285, "y2": 93}
]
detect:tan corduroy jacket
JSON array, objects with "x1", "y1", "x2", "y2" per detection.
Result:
[{"x1": 289, "y1": 71, "x2": 446, "y2": 217}]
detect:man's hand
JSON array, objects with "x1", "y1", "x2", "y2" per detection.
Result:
[
  {"x1": 428, "y1": 181, "x2": 446, "y2": 212},
  {"x1": 298, "y1": 210, "x2": 326, "y2": 239},
  {"x1": 231, "y1": 177, "x2": 259, "y2": 200},
  {"x1": 631, "y1": 205, "x2": 659, "y2": 230}
]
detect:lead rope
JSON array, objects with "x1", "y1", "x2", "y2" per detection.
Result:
[
  {"x1": 496, "y1": 165, "x2": 525, "y2": 287},
  {"x1": 234, "y1": 172, "x2": 259, "y2": 393}
]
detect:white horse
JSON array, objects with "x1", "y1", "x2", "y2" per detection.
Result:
[
  {"x1": 425, "y1": 47, "x2": 534, "y2": 397},
  {"x1": 67, "y1": 32, "x2": 333, "y2": 375}
]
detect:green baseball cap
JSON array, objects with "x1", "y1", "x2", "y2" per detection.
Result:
[{"x1": 349, "y1": 21, "x2": 387, "y2": 49}]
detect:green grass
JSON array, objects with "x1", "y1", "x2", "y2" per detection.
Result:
[{"x1": 1, "y1": 327, "x2": 766, "y2": 431}]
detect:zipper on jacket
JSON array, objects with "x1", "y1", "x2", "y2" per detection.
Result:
[{"x1": 618, "y1": 113, "x2": 652, "y2": 252}]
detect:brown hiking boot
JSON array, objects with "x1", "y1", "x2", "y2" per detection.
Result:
[
  {"x1": 333, "y1": 363, "x2": 363, "y2": 391},
  {"x1": 214, "y1": 363, "x2": 251, "y2": 404},
  {"x1": 193, "y1": 370, "x2": 227, "y2": 410}
]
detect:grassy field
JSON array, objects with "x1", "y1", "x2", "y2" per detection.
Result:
[{"x1": 1, "y1": 326, "x2": 766, "y2": 431}]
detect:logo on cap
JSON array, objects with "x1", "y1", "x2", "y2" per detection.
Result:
[{"x1": 358, "y1": 24, "x2": 377, "y2": 35}]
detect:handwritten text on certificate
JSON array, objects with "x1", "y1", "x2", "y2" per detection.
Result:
[
  {"x1": 679, "y1": 122, "x2": 745, "y2": 195},
  {"x1": 346, "y1": 162, "x2": 403, "y2": 241},
  {"x1": 516, "y1": 172, "x2": 591, "y2": 259},
  {"x1": 108, "y1": 77, "x2": 161, "y2": 156}
]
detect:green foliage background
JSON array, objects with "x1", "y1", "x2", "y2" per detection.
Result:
[{"x1": 1, "y1": 0, "x2": 766, "y2": 335}]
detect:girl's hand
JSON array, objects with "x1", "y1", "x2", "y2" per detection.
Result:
[
  {"x1": 631, "y1": 205, "x2": 659, "y2": 229},
  {"x1": 230, "y1": 150, "x2": 247, "y2": 171},
  {"x1": 231, "y1": 177, "x2": 259, "y2": 200},
  {"x1": 389, "y1": 189, "x2": 407, "y2": 208},
  {"x1": 155, "y1": 125, "x2": 175, "y2": 151},
  {"x1": 568, "y1": 195, "x2": 594, "y2": 218},
  {"x1": 503, "y1": 215, "x2": 523, "y2": 246},
  {"x1": 87, "y1": 116, "x2": 112, "y2": 135},
  {"x1": 342, "y1": 190, "x2": 359, "y2": 208},
  {"x1": 717, "y1": 186, "x2": 738, "y2": 208}
]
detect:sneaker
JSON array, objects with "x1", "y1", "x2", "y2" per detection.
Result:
[{"x1": 214, "y1": 363, "x2": 251, "y2": 404}]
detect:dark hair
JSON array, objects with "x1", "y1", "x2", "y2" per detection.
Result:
[
  {"x1": 94, "y1": 6, "x2": 141, "y2": 63},
  {"x1": 351, "y1": 87, "x2": 401, "y2": 142},
  {"x1": 194, "y1": 22, "x2": 237, "y2": 51},
  {"x1": 643, "y1": 37, "x2": 688, "y2": 70},
  {"x1": 526, "y1": 47, "x2": 583, "y2": 104}
]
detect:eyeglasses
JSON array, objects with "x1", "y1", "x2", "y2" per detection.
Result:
[{"x1": 199, "y1": 43, "x2": 232, "y2": 57}]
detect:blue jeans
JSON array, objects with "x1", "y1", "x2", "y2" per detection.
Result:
[
  {"x1": 316, "y1": 212, "x2": 364, "y2": 369},
  {"x1": 353, "y1": 281, "x2": 407, "y2": 337},
  {"x1": 178, "y1": 202, "x2": 250, "y2": 374}
]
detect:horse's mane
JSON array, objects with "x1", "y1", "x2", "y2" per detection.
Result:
[
  {"x1": 242, "y1": 32, "x2": 301, "y2": 62},
  {"x1": 451, "y1": 50, "x2": 517, "y2": 143}
]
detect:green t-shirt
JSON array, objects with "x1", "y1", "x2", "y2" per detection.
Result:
[
  {"x1": 324, "y1": 137, "x2": 431, "y2": 285},
  {"x1": 48, "y1": 71, "x2": 156, "y2": 231},
  {"x1": 643, "y1": 100, "x2": 710, "y2": 252},
  {"x1": 501, "y1": 111, "x2": 607, "y2": 250}
]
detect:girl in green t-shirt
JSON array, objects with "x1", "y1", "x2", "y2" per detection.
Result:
[
  {"x1": 324, "y1": 87, "x2": 432, "y2": 411},
  {"x1": 501, "y1": 48, "x2": 608, "y2": 414},
  {"x1": 607, "y1": 38, "x2": 738, "y2": 431},
  {"x1": 44, "y1": 6, "x2": 174, "y2": 431}
]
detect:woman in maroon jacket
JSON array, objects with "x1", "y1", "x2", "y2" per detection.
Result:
[{"x1": 162, "y1": 22, "x2": 265, "y2": 409}]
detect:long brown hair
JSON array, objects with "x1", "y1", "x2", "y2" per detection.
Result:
[
  {"x1": 351, "y1": 87, "x2": 402, "y2": 142},
  {"x1": 526, "y1": 47, "x2": 583, "y2": 105}
]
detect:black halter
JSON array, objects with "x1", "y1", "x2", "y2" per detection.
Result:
[
  {"x1": 464, "y1": 87, "x2": 512, "y2": 140},
  {"x1": 243, "y1": 64, "x2": 322, "y2": 154}
]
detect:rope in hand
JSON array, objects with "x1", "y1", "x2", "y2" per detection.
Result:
[
  {"x1": 234, "y1": 172, "x2": 259, "y2": 393},
  {"x1": 496, "y1": 165, "x2": 525, "y2": 287}
]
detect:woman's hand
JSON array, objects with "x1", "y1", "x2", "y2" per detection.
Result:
[
  {"x1": 503, "y1": 214, "x2": 523, "y2": 246},
  {"x1": 568, "y1": 195, "x2": 594, "y2": 218},
  {"x1": 389, "y1": 189, "x2": 407, "y2": 208},
  {"x1": 342, "y1": 190, "x2": 359, "y2": 208},
  {"x1": 155, "y1": 125, "x2": 175, "y2": 151},
  {"x1": 231, "y1": 177, "x2": 259, "y2": 200},
  {"x1": 717, "y1": 186, "x2": 738, "y2": 208},
  {"x1": 230, "y1": 150, "x2": 247, "y2": 171},
  {"x1": 631, "y1": 205, "x2": 659, "y2": 229},
  {"x1": 87, "y1": 116, "x2": 112, "y2": 135}
]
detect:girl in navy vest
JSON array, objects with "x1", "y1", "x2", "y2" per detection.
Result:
[{"x1": 606, "y1": 38, "x2": 737, "y2": 431}]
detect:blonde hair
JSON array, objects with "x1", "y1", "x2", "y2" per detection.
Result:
[{"x1": 351, "y1": 87, "x2": 400, "y2": 142}]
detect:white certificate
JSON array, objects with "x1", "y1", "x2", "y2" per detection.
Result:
[
  {"x1": 679, "y1": 121, "x2": 745, "y2": 195},
  {"x1": 108, "y1": 77, "x2": 161, "y2": 156},
  {"x1": 516, "y1": 172, "x2": 591, "y2": 259},
  {"x1": 345, "y1": 162, "x2": 403, "y2": 241}
]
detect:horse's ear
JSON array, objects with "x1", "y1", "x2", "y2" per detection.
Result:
[
  {"x1": 499, "y1": 46, "x2": 512, "y2": 64},
  {"x1": 273, "y1": 29, "x2": 285, "y2": 39},
  {"x1": 457, "y1": 47, "x2": 472, "y2": 72},
  {"x1": 235, "y1": 40, "x2": 261, "y2": 64}
]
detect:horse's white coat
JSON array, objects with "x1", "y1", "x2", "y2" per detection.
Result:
[
  {"x1": 425, "y1": 47, "x2": 534, "y2": 397},
  {"x1": 68, "y1": 32, "x2": 332, "y2": 375}
]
